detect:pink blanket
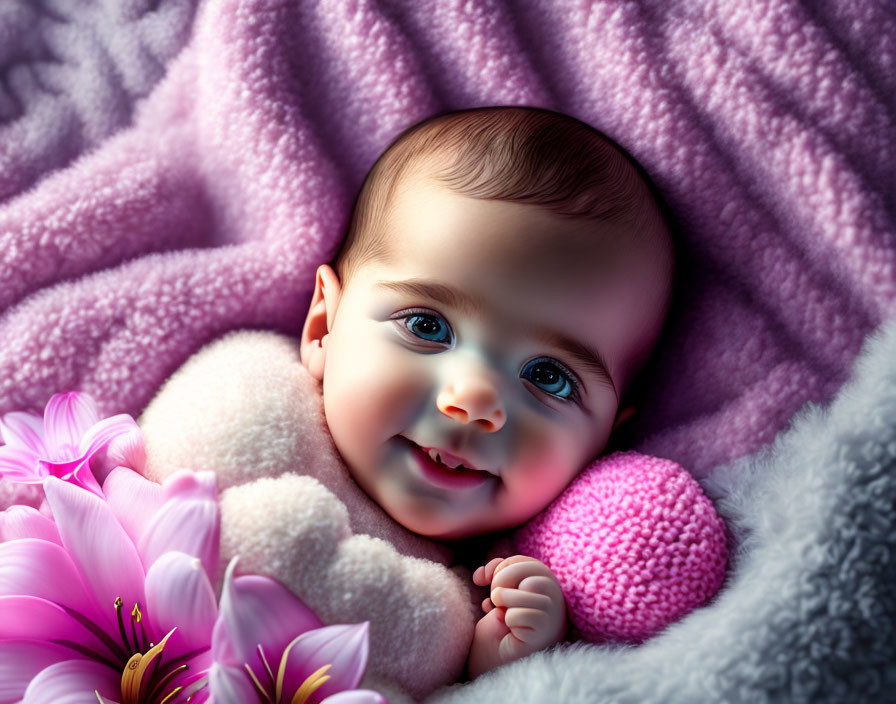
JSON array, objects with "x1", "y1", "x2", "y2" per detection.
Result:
[{"x1": 1, "y1": 0, "x2": 894, "y2": 506}]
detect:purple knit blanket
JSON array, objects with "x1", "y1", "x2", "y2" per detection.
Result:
[{"x1": 1, "y1": 0, "x2": 894, "y2": 512}]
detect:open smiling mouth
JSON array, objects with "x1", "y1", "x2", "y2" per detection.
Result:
[{"x1": 402, "y1": 438, "x2": 493, "y2": 490}]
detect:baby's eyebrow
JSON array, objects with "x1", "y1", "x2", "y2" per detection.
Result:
[{"x1": 374, "y1": 278, "x2": 617, "y2": 396}]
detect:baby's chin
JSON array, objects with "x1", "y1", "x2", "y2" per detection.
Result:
[
  {"x1": 380, "y1": 496, "x2": 522, "y2": 542},
  {"x1": 379, "y1": 501, "x2": 474, "y2": 541}
]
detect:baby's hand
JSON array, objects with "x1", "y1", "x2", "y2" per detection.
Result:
[{"x1": 466, "y1": 555, "x2": 567, "y2": 678}]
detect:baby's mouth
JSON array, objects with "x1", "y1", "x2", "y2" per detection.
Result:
[
  {"x1": 406, "y1": 439, "x2": 482, "y2": 471},
  {"x1": 401, "y1": 438, "x2": 494, "y2": 487}
]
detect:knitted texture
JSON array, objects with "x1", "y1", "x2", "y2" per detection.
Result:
[{"x1": 515, "y1": 451, "x2": 728, "y2": 642}]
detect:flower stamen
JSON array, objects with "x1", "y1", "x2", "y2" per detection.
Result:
[
  {"x1": 258, "y1": 644, "x2": 276, "y2": 692},
  {"x1": 245, "y1": 663, "x2": 273, "y2": 703},
  {"x1": 120, "y1": 627, "x2": 176, "y2": 704},
  {"x1": 275, "y1": 636, "x2": 301, "y2": 702},
  {"x1": 146, "y1": 664, "x2": 189, "y2": 704},
  {"x1": 290, "y1": 664, "x2": 332, "y2": 704},
  {"x1": 131, "y1": 603, "x2": 144, "y2": 653},
  {"x1": 115, "y1": 597, "x2": 133, "y2": 653},
  {"x1": 157, "y1": 685, "x2": 184, "y2": 704}
]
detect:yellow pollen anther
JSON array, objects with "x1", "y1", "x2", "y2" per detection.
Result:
[{"x1": 132, "y1": 603, "x2": 142, "y2": 623}]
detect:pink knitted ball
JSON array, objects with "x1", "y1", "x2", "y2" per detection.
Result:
[{"x1": 514, "y1": 451, "x2": 728, "y2": 643}]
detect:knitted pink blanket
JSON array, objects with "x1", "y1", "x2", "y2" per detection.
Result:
[{"x1": 1, "y1": 0, "x2": 893, "y2": 505}]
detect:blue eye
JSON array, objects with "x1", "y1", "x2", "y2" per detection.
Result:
[
  {"x1": 395, "y1": 313, "x2": 580, "y2": 402},
  {"x1": 521, "y1": 358, "x2": 579, "y2": 400},
  {"x1": 404, "y1": 312, "x2": 452, "y2": 344}
]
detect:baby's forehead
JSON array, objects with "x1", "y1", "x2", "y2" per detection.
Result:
[{"x1": 376, "y1": 166, "x2": 672, "y2": 288}]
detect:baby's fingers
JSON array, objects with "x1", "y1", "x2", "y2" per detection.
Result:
[
  {"x1": 491, "y1": 562, "x2": 553, "y2": 592},
  {"x1": 504, "y1": 607, "x2": 549, "y2": 638},
  {"x1": 498, "y1": 629, "x2": 533, "y2": 664},
  {"x1": 490, "y1": 586, "x2": 552, "y2": 612},
  {"x1": 473, "y1": 557, "x2": 506, "y2": 586}
]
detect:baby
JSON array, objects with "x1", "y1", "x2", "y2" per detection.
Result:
[{"x1": 298, "y1": 106, "x2": 675, "y2": 677}]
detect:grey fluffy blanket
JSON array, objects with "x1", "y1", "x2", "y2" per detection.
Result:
[{"x1": 424, "y1": 316, "x2": 896, "y2": 703}]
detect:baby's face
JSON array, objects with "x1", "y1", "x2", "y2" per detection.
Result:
[{"x1": 302, "y1": 173, "x2": 672, "y2": 540}]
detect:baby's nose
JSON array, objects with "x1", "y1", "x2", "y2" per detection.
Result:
[{"x1": 437, "y1": 376, "x2": 506, "y2": 432}]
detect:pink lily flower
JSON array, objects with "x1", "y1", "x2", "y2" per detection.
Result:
[
  {"x1": 0, "y1": 391, "x2": 145, "y2": 497},
  {"x1": 209, "y1": 559, "x2": 388, "y2": 704},
  {"x1": 0, "y1": 467, "x2": 219, "y2": 703},
  {"x1": 1, "y1": 392, "x2": 388, "y2": 703}
]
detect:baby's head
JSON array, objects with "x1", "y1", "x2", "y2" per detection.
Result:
[{"x1": 301, "y1": 106, "x2": 674, "y2": 540}]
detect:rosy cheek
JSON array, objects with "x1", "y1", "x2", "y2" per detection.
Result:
[
  {"x1": 326, "y1": 337, "x2": 431, "y2": 442},
  {"x1": 496, "y1": 430, "x2": 582, "y2": 520}
]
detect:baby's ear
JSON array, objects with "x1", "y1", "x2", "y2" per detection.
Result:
[{"x1": 300, "y1": 264, "x2": 342, "y2": 381}]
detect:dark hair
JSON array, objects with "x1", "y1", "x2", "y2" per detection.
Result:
[{"x1": 332, "y1": 106, "x2": 671, "y2": 284}]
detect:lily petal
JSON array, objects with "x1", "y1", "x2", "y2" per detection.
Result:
[
  {"x1": 0, "y1": 595, "x2": 110, "y2": 656},
  {"x1": 0, "y1": 411, "x2": 48, "y2": 455},
  {"x1": 77, "y1": 415, "x2": 142, "y2": 466},
  {"x1": 0, "y1": 505, "x2": 61, "y2": 544},
  {"x1": 278, "y1": 623, "x2": 370, "y2": 702},
  {"x1": 102, "y1": 467, "x2": 163, "y2": 549},
  {"x1": 208, "y1": 662, "x2": 261, "y2": 704},
  {"x1": 43, "y1": 392, "x2": 99, "y2": 461},
  {"x1": 0, "y1": 539, "x2": 97, "y2": 618},
  {"x1": 22, "y1": 658, "x2": 120, "y2": 704},
  {"x1": 0, "y1": 444, "x2": 42, "y2": 482},
  {"x1": 0, "y1": 641, "x2": 74, "y2": 703},
  {"x1": 38, "y1": 456, "x2": 104, "y2": 497},
  {"x1": 43, "y1": 477, "x2": 146, "y2": 634},
  {"x1": 90, "y1": 421, "x2": 147, "y2": 483},
  {"x1": 145, "y1": 552, "x2": 218, "y2": 656},
  {"x1": 322, "y1": 690, "x2": 389, "y2": 704},
  {"x1": 212, "y1": 558, "x2": 322, "y2": 666},
  {"x1": 139, "y1": 470, "x2": 219, "y2": 578}
]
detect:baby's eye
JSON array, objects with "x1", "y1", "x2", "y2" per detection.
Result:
[
  {"x1": 404, "y1": 312, "x2": 452, "y2": 344},
  {"x1": 520, "y1": 358, "x2": 579, "y2": 400}
]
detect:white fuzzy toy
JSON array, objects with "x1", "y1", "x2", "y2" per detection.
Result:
[{"x1": 138, "y1": 330, "x2": 476, "y2": 701}]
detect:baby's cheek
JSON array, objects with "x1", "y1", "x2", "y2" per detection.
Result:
[
  {"x1": 322, "y1": 347, "x2": 386, "y2": 461},
  {"x1": 503, "y1": 426, "x2": 581, "y2": 522},
  {"x1": 323, "y1": 335, "x2": 425, "y2": 450}
]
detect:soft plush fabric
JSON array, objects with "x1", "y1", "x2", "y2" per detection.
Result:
[
  {"x1": 0, "y1": 0, "x2": 893, "y2": 701},
  {"x1": 137, "y1": 330, "x2": 473, "y2": 700},
  {"x1": 1, "y1": 0, "x2": 892, "y2": 482}
]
